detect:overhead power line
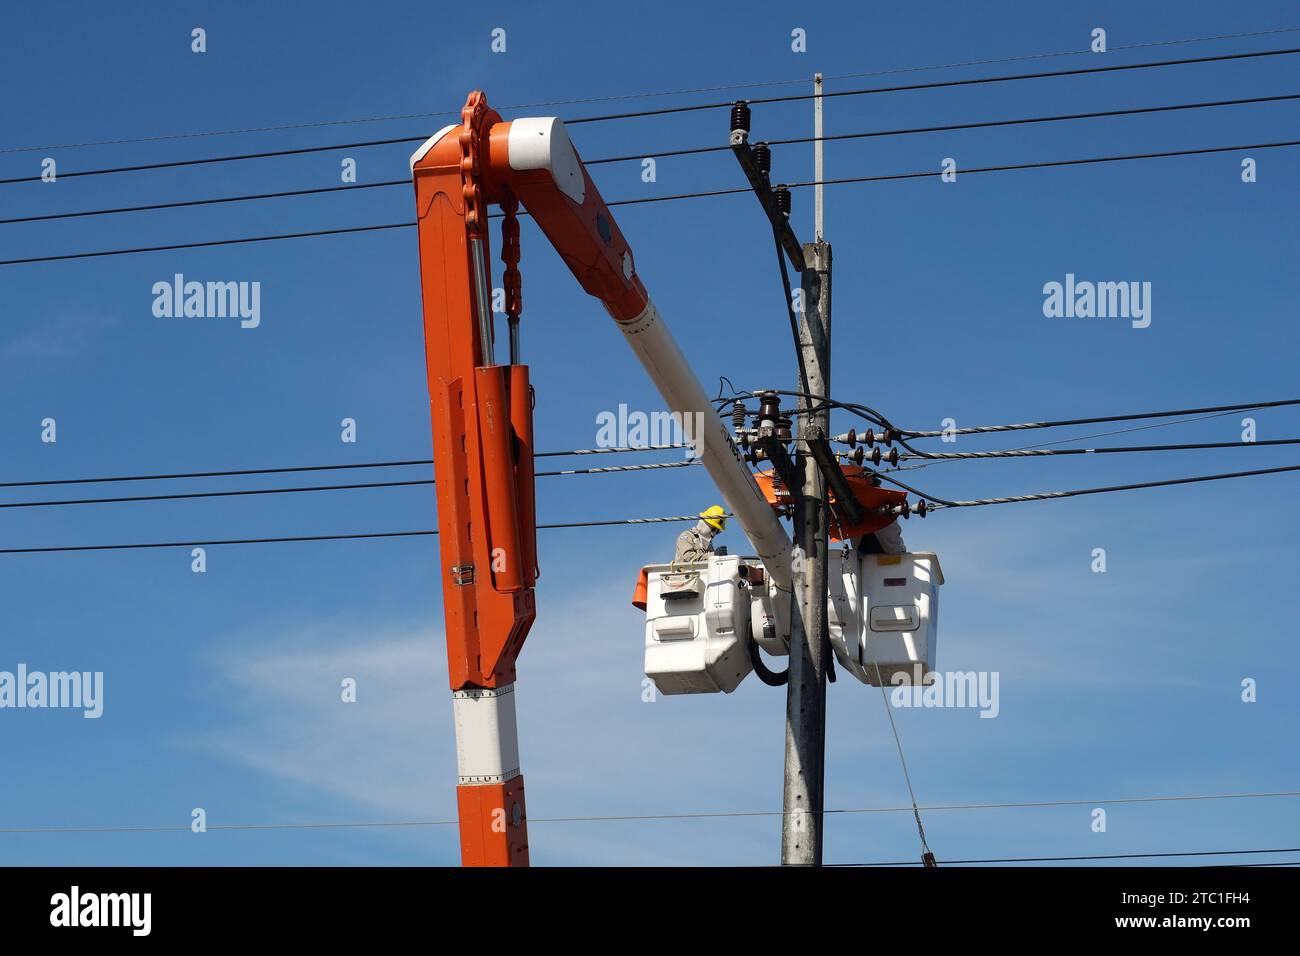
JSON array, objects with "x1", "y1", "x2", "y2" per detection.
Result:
[
  {"x1": 0, "y1": 221, "x2": 412, "y2": 267},
  {"x1": 899, "y1": 397, "x2": 1300, "y2": 437},
  {"x1": 5, "y1": 138, "x2": 1296, "y2": 267},
  {"x1": 535, "y1": 443, "x2": 689, "y2": 457},
  {"x1": 9, "y1": 91, "x2": 1294, "y2": 227},
  {"x1": 879, "y1": 462, "x2": 1300, "y2": 510},
  {"x1": 0, "y1": 459, "x2": 701, "y2": 512},
  {"x1": 783, "y1": 139, "x2": 1300, "y2": 192},
  {"x1": 585, "y1": 91, "x2": 1300, "y2": 165},
  {"x1": 564, "y1": 46, "x2": 1300, "y2": 124},
  {"x1": 0, "y1": 136, "x2": 422, "y2": 187},
  {"x1": 833, "y1": 846, "x2": 1300, "y2": 867},
  {"x1": 5, "y1": 25, "x2": 1297, "y2": 154},
  {"x1": 898, "y1": 436, "x2": 1300, "y2": 460},
  {"x1": 0, "y1": 179, "x2": 408, "y2": 227},
  {"x1": 0, "y1": 513, "x2": 709, "y2": 555},
  {"x1": 5, "y1": 787, "x2": 1297, "y2": 832},
  {"x1": 0, "y1": 444, "x2": 690, "y2": 491},
  {"x1": 887, "y1": 407, "x2": 1282, "y2": 476}
]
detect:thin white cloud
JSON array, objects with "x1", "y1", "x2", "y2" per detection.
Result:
[{"x1": 1, "y1": 308, "x2": 119, "y2": 363}]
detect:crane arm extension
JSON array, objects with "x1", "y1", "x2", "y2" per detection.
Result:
[
  {"x1": 483, "y1": 113, "x2": 795, "y2": 591},
  {"x1": 410, "y1": 91, "x2": 792, "y2": 868}
]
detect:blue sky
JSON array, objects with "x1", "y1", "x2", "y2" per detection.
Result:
[{"x1": 0, "y1": 0, "x2": 1297, "y2": 866}]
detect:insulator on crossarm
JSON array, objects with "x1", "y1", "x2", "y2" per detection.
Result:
[
  {"x1": 774, "y1": 185, "x2": 791, "y2": 218},
  {"x1": 753, "y1": 142, "x2": 771, "y2": 176},
  {"x1": 891, "y1": 500, "x2": 927, "y2": 519},
  {"x1": 731, "y1": 400, "x2": 748, "y2": 434},
  {"x1": 731, "y1": 101, "x2": 751, "y2": 138},
  {"x1": 833, "y1": 429, "x2": 857, "y2": 448}
]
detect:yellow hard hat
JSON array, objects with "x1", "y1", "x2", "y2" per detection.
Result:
[{"x1": 700, "y1": 505, "x2": 727, "y2": 532}]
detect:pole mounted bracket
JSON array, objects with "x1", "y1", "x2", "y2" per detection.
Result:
[
  {"x1": 729, "y1": 101, "x2": 806, "y2": 272},
  {"x1": 755, "y1": 433, "x2": 801, "y2": 509},
  {"x1": 807, "y1": 431, "x2": 864, "y2": 526}
]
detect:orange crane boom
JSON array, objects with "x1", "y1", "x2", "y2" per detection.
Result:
[{"x1": 411, "y1": 91, "x2": 794, "y2": 866}]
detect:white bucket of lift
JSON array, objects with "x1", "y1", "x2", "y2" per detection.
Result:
[
  {"x1": 642, "y1": 554, "x2": 754, "y2": 695},
  {"x1": 831, "y1": 551, "x2": 943, "y2": 687}
]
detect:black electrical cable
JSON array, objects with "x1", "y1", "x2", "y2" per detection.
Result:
[
  {"x1": 7, "y1": 25, "x2": 1296, "y2": 154},
  {"x1": 9, "y1": 91, "x2": 1296, "y2": 230},
  {"x1": 771, "y1": 223, "x2": 810, "y2": 396},
  {"x1": 774, "y1": 391, "x2": 895, "y2": 429},
  {"x1": 0, "y1": 514, "x2": 710, "y2": 555},
  {"x1": 0, "y1": 460, "x2": 701, "y2": 511},
  {"x1": 585, "y1": 91, "x2": 1300, "y2": 165},
  {"x1": 0, "y1": 458, "x2": 432, "y2": 490},
  {"x1": 0, "y1": 478, "x2": 434, "y2": 510},
  {"x1": 0, "y1": 445, "x2": 690, "y2": 492},
  {"x1": 0, "y1": 137, "x2": 423, "y2": 186},
  {"x1": 831, "y1": 846, "x2": 1300, "y2": 867},
  {"x1": 0, "y1": 180, "x2": 407, "y2": 226},
  {"x1": 875, "y1": 462, "x2": 1300, "y2": 510},
  {"x1": 783, "y1": 140, "x2": 1300, "y2": 192},
  {"x1": 900, "y1": 397, "x2": 1300, "y2": 437},
  {"x1": 900, "y1": 437, "x2": 1300, "y2": 459},
  {"x1": 6, "y1": 139, "x2": 1297, "y2": 267},
  {"x1": 0, "y1": 221, "x2": 414, "y2": 266},
  {"x1": 747, "y1": 634, "x2": 790, "y2": 686},
  {"x1": 4, "y1": 46, "x2": 1293, "y2": 190},
  {"x1": 563, "y1": 46, "x2": 1300, "y2": 124}
]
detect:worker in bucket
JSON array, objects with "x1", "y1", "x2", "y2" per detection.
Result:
[{"x1": 674, "y1": 505, "x2": 727, "y2": 564}]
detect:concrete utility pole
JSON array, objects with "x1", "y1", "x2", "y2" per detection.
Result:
[{"x1": 781, "y1": 74, "x2": 832, "y2": 866}]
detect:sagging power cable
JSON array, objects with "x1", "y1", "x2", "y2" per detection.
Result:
[
  {"x1": 0, "y1": 444, "x2": 692, "y2": 491},
  {"x1": 898, "y1": 397, "x2": 1300, "y2": 438},
  {"x1": 563, "y1": 46, "x2": 1300, "y2": 124},
  {"x1": 9, "y1": 92, "x2": 1296, "y2": 229},
  {"x1": 0, "y1": 137, "x2": 423, "y2": 187},
  {"x1": 0, "y1": 179, "x2": 408, "y2": 227},
  {"x1": 6, "y1": 25, "x2": 1295, "y2": 154},
  {"x1": 6, "y1": 139, "x2": 1298, "y2": 267},
  {"x1": 899, "y1": 436, "x2": 1300, "y2": 460},
  {"x1": 874, "y1": 462, "x2": 1300, "y2": 511},
  {"x1": 5, "y1": 788, "x2": 1295, "y2": 831},
  {"x1": 0, "y1": 513, "x2": 716, "y2": 555},
  {"x1": 886, "y1": 406, "x2": 1282, "y2": 476},
  {"x1": 585, "y1": 92, "x2": 1300, "y2": 165},
  {"x1": 0, "y1": 459, "x2": 702, "y2": 511},
  {"x1": 5, "y1": 45, "x2": 1294, "y2": 191}
]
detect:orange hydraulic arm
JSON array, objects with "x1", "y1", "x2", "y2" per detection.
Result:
[{"x1": 412, "y1": 91, "x2": 793, "y2": 866}]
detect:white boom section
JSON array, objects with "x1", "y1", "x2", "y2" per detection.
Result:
[
  {"x1": 617, "y1": 300, "x2": 794, "y2": 592},
  {"x1": 451, "y1": 685, "x2": 521, "y2": 784}
]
